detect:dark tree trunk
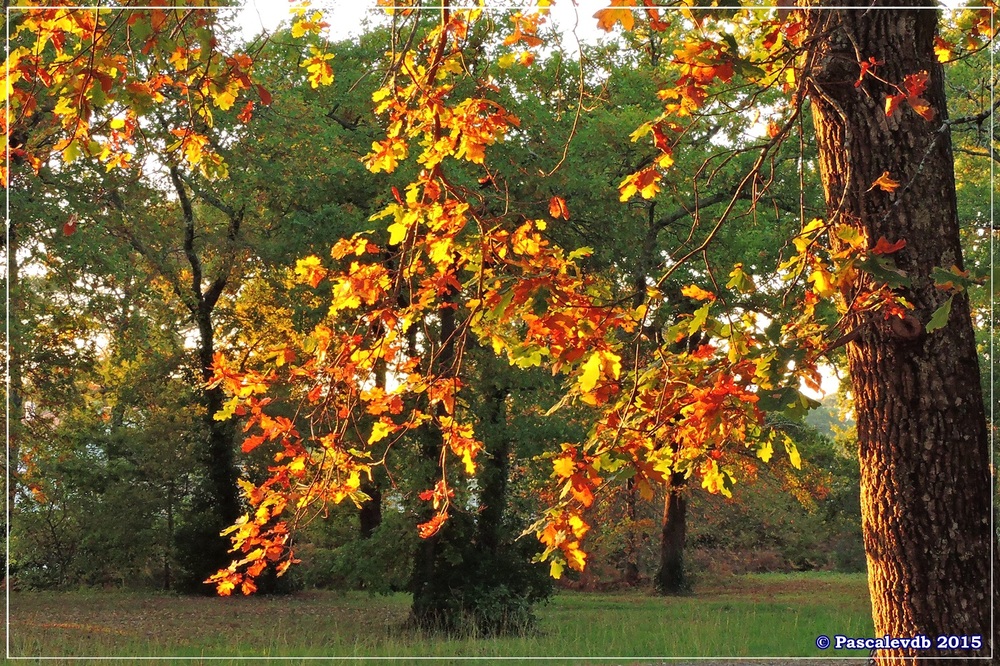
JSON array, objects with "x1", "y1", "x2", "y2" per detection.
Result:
[
  {"x1": 409, "y1": 290, "x2": 457, "y2": 629},
  {"x1": 358, "y1": 479, "x2": 383, "y2": 539},
  {"x1": 476, "y1": 361, "x2": 510, "y2": 555},
  {"x1": 197, "y1": 307, "x2": 240, "y2": 529},
  {"x1": 166, "y1": 167, "x2": 241, "y2": 593},
  {"x1": 359, "y1": 351, "x2": 388, "y2": 539},
  {"x1": 804, "y1": 4, "x2": 993, "y2": 660},
  {"x1": 655, "y1": 471, "x2": 687, "y2": 595},
  {"x1": 622, "y1": 478, "x2": 641, "y2": 586}
]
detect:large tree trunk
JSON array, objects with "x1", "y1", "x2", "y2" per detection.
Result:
[{"x1": 804, "y1": 4, "x2": 993, "y2": 661}]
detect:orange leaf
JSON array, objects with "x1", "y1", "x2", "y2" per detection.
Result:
[
  {"x1": 902, "y1": 71, "x2": 929, "y2": 98},
  {"x1": 417, "y1": 511, "x2": 448, "y2": 538},
  {"x1": 871, "y1": 236, "x2": 906, "y2": 255},
  {"x1": 237, "y1": 100, "x2": 254, "y2": 124},
  {"x1": 869, "y1": 171, "x2": 900, "y2": 193},
  {"x1": 241, "y1": 434, "x2": 265, "y2": 454},
  {"x1": 681, "y1": 284, "x2": 715, "y2": 301},
  {"x1": 594, "y1": 0, "x2": 636, "y2": 32},
  {"x1": 907, "y1": 96, "x2": 935, "y2": 121},
  {"x1": 548, "y1": 196, "x2": 569, "y2": 220}
]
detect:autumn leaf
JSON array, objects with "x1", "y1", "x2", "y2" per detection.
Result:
[
  {"x1": 854, "y1": 56, "x2": 882, "y2": 88},
  {"x1": 578, "y1": 350, "x2": 621, "y2": 393},
  {"x1": 868, "y1": 171, "x2": 900, "y2": 193},
  {"x1": 367, "y1": 419, "x2": 394, "y2": 445},
  {"x1": 594, "y1": 0, "x2": 637, "y2": 32},
  {"x1": 63, "y1": 213, "x2": 78, "y2": 236},
  {"x1": 808, "y1": 267, "x2": 836, "y2": 298},
  {"x1": 548, "y1": 195, "x2": 569, "y2": 220},
  {"x1": 553, "y1": 455, "x2": 576, "y2": 478},
  {"x1": 294, "y1": 255, "x2": 327, "y2": 288},
  {"x1": 885, "y1": 93, "x2": 905, "y2": 118},
  {"x1": 417, "y1": 511, "x2": 448, "y2": 538},
  {"x1": 783, "y1": 435, "x2": 802, "y2": 469},
  {"x1": 934, "y1": 36, "x2": 953, "y2": 63},
  {"x1": 301, "y1": 48, "x2": 334, "y2": 88},
  {"x1": 907, "y1": 96, "x2": 935, "y2": 121},
  {"x1": 549, "y1": 559, "x2": 565, "y2": 579},
  {"x1": 618, "y1": 168, "x2": 660, "y2": 202},
  {"x1": 871, "y1": 236, "x2": 906, "y2": 255},
  {"x1": 885, "y1": 71, "x2": 935, "y2": 121},
  {"x1": 681, "y1": 284, "x2": 715, "y2": 301}
]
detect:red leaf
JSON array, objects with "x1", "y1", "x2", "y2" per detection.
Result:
[
  {"x1": 242, "y1": 434, "x2": 266, "y2": 453},
  {"x1": 256, "y1": 84, "x2": 273, "y2": 106},
  {"x1": 885, "y1": 93, "x2": 905, "y2": 118},
  {"x1": 872, "y1": 236, "x2": 906, "y2": 255},
  {"x1": 902, "y1": 71, "x2": 929, "y2": 98},
  {"x1": 237, "y1": 100, "x2": 254, "y2": 124},
  {"x1": 63, "y1": 214, "x2": 78, "y2": 236}
]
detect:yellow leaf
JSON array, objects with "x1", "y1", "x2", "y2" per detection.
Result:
[
  {"x1": 579, "y1": 352, "x2": 603, "y2": 393},
  {"x1": 553, "y1": 456, "x2": 575, "y2": 478},
  {"x1": 214, "y1": 89, "x2": 237, "y2": 111},
  {"x1": 550, "y1": 559, "x2": 565, "y2": 579},
  {"x1": 368, "y1": 420, "x2": 393, "y2": 445},
  {"x1": 783, "y1": 435, "x2": 801, "y2": 469},
  {"x1": 808, "y1": 267, "x2": 835, "y2": 298},
  {"x1": 565, "y1": 545, "x2": 587, "y2": 571},
  {"x1": 498, "y1": 53, "x2": 516, "y2": 69},
  {"x1": 757, "y1": 439, "x2": 773, "y2": 463}
]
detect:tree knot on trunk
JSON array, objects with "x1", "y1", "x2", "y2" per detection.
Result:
[{"x1": 887, "y1": 313, "x2": 923, "y2": 341}]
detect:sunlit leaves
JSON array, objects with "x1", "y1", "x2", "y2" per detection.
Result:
[
  {"x1": 885, "y1": 71, "x2": 935, "y2": 121},
  {"x1": 618, "y1": 168, "x2": 661, "y2": 201},
  {"x1": 302, "y1": 48, "x2": 334, "y2": 89},
  {"x1": 869, "y1": 171, "x2": 901, "y2": 193},
  {"x1": 549, "y1": 196, "x2": 570, "y2": 220},
  {"x1": 594, "y1": 0, "x2": 637, "y2": 32},
  {"x1": 579, "y1": 350, "x2": 622, "y2": 394}
]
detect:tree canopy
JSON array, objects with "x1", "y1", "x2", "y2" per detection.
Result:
[{"x1": 4, "y1": 1, "x2": 995, "y2": 660}]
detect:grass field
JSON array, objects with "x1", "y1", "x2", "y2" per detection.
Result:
[{"x1": 7, "y1": 572, "x2": 874, "y2": 665}]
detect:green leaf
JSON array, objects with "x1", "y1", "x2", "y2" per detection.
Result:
[
  {"x1": 925, "y1": 295, "x2": 953, "y2": 333},
  {"x1": 688, "y1": 303, "x2": 710, "y2": 334},
  {"x1": 726, "y1": 264, "x2": 756, "y2": 293}
]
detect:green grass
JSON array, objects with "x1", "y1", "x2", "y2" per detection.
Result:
[{"x1": 7, "y1": 572, "x2": 874, "y2": 665}]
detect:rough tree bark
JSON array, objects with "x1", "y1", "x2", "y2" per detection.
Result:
[{"x1": 804, "y1": 3, "x2": 993, "y2": 661}]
